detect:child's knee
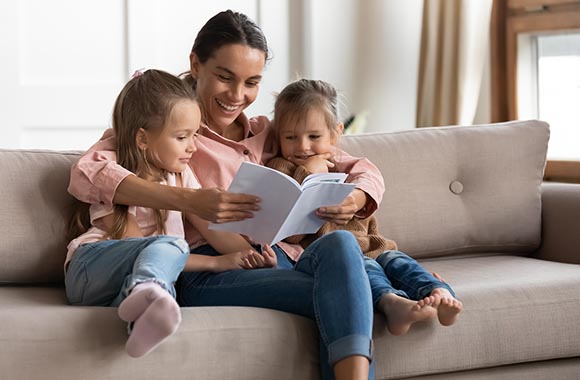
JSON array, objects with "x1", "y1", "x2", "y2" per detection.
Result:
[{"x1": 376, "y1": 250, "x2": 409, "y2": 267}]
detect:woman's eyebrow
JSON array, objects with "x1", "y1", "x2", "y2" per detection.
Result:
[{"x1": 215, "y1": 66, "x2": 262, "y2": 81}]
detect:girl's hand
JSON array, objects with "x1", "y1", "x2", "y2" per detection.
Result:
[
  {"x1": 261, "y1": 245, "x2": 278, "y2": 268},
  {"x1": 316, "y1": 189, "x2": 367, "y2": 225},
  {"x1": 189, "y1": 188, "x2": 261, "y2": 224},
  {"x1": 212, "y1": 249, "x2": 261, "y2": 272},
  {"x1": 289, "y1": 153, "x2": 335, "y2": 174}
]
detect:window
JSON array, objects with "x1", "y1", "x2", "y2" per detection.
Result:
[{"x1": 491, "y1": 0, "x2": 580, "y2": 183}]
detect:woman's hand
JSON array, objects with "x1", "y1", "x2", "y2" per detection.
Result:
[
  {"x1": 186, "y1": 188, "x2": 261, "y2": 223},
  {"x1": 316, "y1": 189, "x2": 367, "y2": 225}
]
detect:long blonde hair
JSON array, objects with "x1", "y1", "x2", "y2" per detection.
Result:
[{"x1": 68, "y1": 69, "x2": 196, "y2": 241}]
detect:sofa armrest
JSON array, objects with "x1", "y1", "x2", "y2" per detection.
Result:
[{"x1": 533, "y1": 182, "x2": 580, "y2": 264}]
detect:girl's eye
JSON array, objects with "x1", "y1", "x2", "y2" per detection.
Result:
[
  {"x1": 246, "y1": 81, "x2": 259, "y2": 88},
  {"x1": 177, "y1": 136, "x2": 187, "y2": 141},
  {"x1": 309, "y1": 135, "x2": 321, "y2": 140}
]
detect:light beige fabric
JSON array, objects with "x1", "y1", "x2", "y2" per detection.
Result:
[
  {"x1": 340, "y1": 120, "x2": 549, "y2": 259},
  {"x1": 2, "y1": 254, "x2": 580, "y2": 380},
  {"x1": 372, "y1": 255, "x2": 580, "y2": 379},
  {"x1": 534, "y1": 182, "x2": 580, "y2": 264},
  {"x1": 0, "y1": 149, "x2": 79, "y2": 283},
  {"x1": 2, "y1": 120, "x2": 580, "y2": 380},
  {"x1": 402, "y1": 357, "x2": 580, "y2": 380}
]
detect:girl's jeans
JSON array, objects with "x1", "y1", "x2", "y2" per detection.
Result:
[
  {"x1": 177, "y1": 231, "x2": 375, "y2": 380},
  {"x1": 65, "y1": 235, "x2": 189, "y2": 307},
  {"x1": 365, "y1": 250, "x2": 455, "y2": 306}
]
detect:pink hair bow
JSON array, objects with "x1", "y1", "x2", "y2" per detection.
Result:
[{"x1": 131, "y1": 69, "x2": 146, "y2": 79}]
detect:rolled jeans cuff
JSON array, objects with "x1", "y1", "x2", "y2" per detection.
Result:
[
  {"x1": 327, "y1": 334, "x2": 373, "y2": 365},
  {"x1": 418, "y1": 281, "x2": 456, "y2": 299}
]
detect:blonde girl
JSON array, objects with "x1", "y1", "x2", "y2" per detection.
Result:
[
  {"x1": 66, "y1": 69, "x2": 275, "y2": 358},
  {"x1": 267, "y1": 78, "x2": 463, "y2": 336}
]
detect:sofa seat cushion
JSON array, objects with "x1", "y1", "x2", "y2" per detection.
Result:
[
  {"x1": 0, "y1": 287, "x2": 319, "y2": 380},
  {"x1": 372, "y1": 255, "x2": 580, "y2": 379}
]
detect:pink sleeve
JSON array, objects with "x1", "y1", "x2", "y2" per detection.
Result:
[
  {"x1": 334, "y1": 148, "x2": 385, "y2": 217},
  {"x1": 68, "y1": 129, "x2": 134, "y2": 206}
]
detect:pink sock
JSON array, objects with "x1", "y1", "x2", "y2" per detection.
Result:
[
  {"x1": 118, "y1": 282, "x2": 164, "y2": 322},
  {"x1": 118, "y1": 282, "x2": 181, "y2": 358}
]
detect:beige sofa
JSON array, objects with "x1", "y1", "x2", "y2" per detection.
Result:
[{"x1": 1, "y1": 120, "x2": 580, "y2": 380}]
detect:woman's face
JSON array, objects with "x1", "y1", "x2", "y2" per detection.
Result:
[{"x1": 190, "y1": 44, "x2": 266, "y2": 131}]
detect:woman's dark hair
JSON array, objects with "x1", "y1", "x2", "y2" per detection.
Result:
[{"x1": 182, "y1": 10, "x2": 270, "y2": 87}]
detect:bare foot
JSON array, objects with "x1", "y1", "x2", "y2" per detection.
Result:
[
  {"x1": 378, "y1": 293, "x2": 437, "y2": 336},
  {"x1": 430, "y1": 288, "x2": 463, "y2": 326}
]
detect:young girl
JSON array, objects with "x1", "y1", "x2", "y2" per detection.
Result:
[
  {"x1": 65, "y1": 69, "x2": 276, "y2": 358},
  {"x1": 267, "y1": 78, "x2": 463, "y2": 335}
]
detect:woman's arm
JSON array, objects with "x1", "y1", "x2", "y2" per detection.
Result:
[
  {"x1": 69, "y1": 129, "x2": 261, "y2": 223},
  {"x1": 116, "y1": 175, "x2": 261, "y2": 223},
  {"x1": 317, "y1": 149, "x2": 385, "y2": 224}
]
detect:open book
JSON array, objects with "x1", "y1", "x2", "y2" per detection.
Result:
[{"x1": 209, "y1": 162, "x2": 355, "y2": 245}]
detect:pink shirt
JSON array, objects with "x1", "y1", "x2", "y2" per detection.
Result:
[
  {"x1": 65, "y1": 167, "x2": 200, "y2": 268},
  {"x1": 68, "y1": 113, "x2": 385, "y2": 261}
]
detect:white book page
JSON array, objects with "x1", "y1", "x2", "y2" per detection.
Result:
[
  {"x1": 273, "y1": 182, "x2": 355, "y2": 243},
  {"x1": 302, "y1": 172, "x2": 348, "y2": 188},
  {"x1": 210, "y1": 163, "x2": 301, "y2": 244}
]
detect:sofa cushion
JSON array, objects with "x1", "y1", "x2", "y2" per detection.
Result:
[
  {"x1": 372, "y1": 254, "x2": 580, "y2": 379},
  {"x1": 341, "y1": 120, "x2": 549, "y2": 258},
  {"x1": 0, "y1": 149, "x2": 80, "y2": 283},
  {"x1": 2, "y1": 254, "x2": 579, "y2": 379},
  {"x1": 0, "y1": 287, "x2": 319, "y2": 380}
]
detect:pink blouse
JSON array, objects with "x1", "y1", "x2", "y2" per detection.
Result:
[{"x1": 68, "y1": 113, "x2": 385, "y2": 261}]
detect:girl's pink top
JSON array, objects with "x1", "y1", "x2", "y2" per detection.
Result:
[
  {"x1": 66, "y1": 166, "x2": 200, "y2": 269},
  {"x1": 68, "y1": 113, "x2": 385, "y2": 261}
]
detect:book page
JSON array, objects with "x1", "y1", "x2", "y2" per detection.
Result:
[
  {"x1": 302, "y1": 172, "x2": 348, "y2": 188},
  {"x1": 273, "y1": 182, "x2": 355, "y2": 243},
  {"x1": 209, "y1": 163, "x2": 301, "y2": 244}
]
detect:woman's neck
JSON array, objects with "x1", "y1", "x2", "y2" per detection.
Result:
[{"x1": 208, "y1": 119, "x2": 245, "y2": 142}]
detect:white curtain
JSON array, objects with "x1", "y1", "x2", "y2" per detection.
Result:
[{"x1": 417, "y1": 0, "x2": 493, "y2": 127}]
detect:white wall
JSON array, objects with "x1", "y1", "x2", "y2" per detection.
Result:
[
  {"x1": 0, "y1": 0, "x2": 424, "y2": 150},
  {"x1": 293, "y1": 0, "x2": 424, "y2": 133}
]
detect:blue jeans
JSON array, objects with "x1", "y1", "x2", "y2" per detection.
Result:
[
  {"x1": 177, "y1": 231, "x2": 374, "y2": 380},
  {"x1": 365, "y1": 250, "x2": 455, "y2": 306},
  {"x1": 65, "y1": 235, "x2": 189, "y2": 307}
]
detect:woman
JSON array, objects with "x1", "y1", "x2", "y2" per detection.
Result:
[{"x1": 68, "y1": 10, "x2": 384, "y2": 380}]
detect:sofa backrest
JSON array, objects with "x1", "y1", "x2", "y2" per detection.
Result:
[
  {"x1": 0, "y1": 150, "x2": 80, "y2": 284},
  {"x1": 340, "y1": 120, "x2": 549, "y2": 259},
  {"x1": 0, "y1": 120, "x2": 549, "y2": 284}
]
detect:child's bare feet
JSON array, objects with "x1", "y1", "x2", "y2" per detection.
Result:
[
  {"x1": 430, "y1": 288, "x2": 462, "y2": 326},
  {"x1": 378, "y1": 293, "x2": 437, "y2": 336}
]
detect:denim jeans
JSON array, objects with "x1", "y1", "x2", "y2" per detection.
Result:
[
  {"x1": 365, "y1": 250, "x2": 455, "y2": 306},
  {"x1": 65, "y1": 235, "x2": 189, "y2": 307},
  {"x1": 177, "y1": 231, "x2": 374, "y2": 380}
]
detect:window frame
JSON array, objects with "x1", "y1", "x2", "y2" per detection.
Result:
[{"x1": 491, "y1": 0, "x2": 580, "y2": 183}]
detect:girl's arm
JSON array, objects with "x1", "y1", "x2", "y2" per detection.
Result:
[
  {"x1": 68, "y1": 129, "x2": 260, "y2": 223},
  {"x1": 185, "y1": 213, "x2": 277, "y2": 269}
]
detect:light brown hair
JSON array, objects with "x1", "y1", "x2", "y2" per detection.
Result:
[
  {"x1": 68, "y1": 69, "x2": 196, "y2": 241},
  {"x1": 273, "y1": 79, "x2": 341, "y2": 145}
]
